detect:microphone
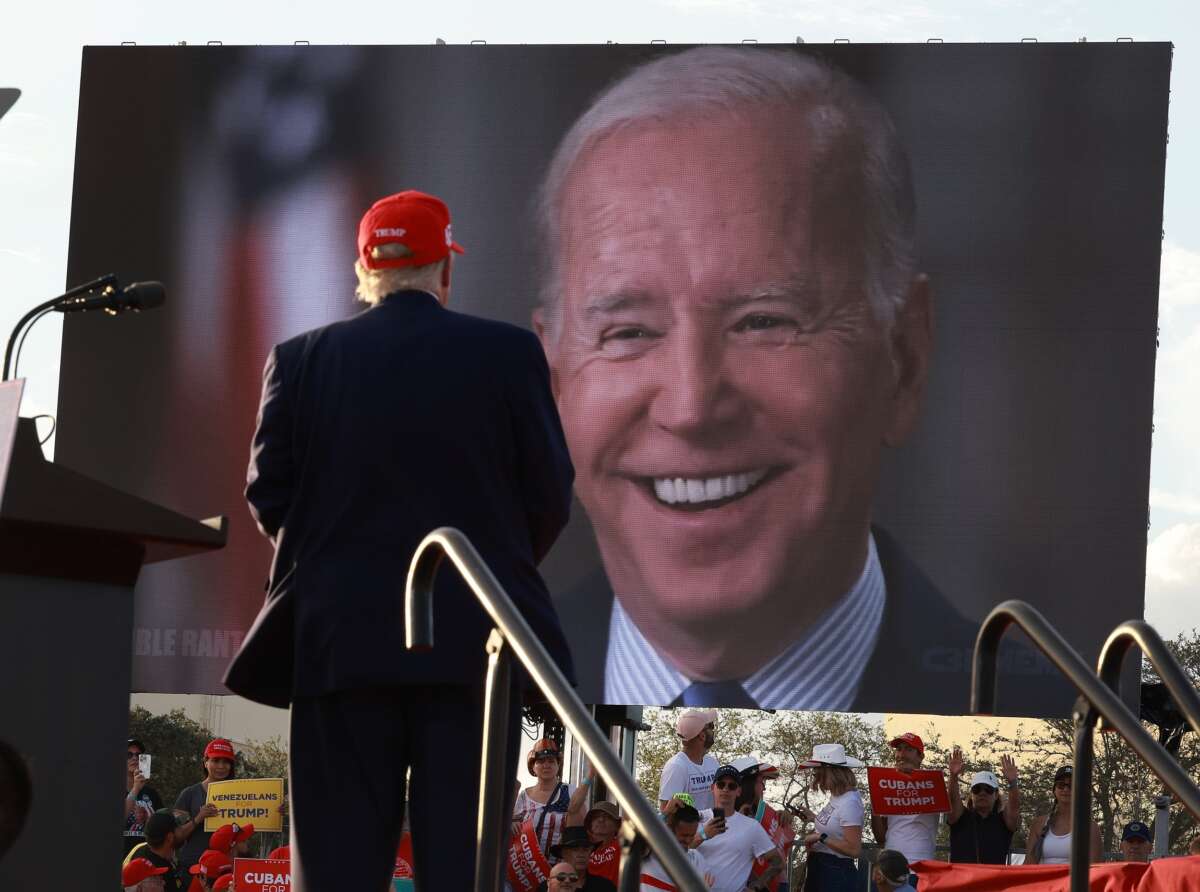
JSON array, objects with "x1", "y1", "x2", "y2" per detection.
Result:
[{"x1": 53, "y1": 281, "x2": 166, "y2": 315}]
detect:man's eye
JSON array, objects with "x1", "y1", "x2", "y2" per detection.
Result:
[
  {"x1": 735, "y1": 314, "x2": 792, "y2": 332},
  {"x1": 606, "y1": 326, "x2": 650, "y2": 340}
]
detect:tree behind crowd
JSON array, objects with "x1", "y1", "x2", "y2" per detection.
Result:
[{"x1": 633, "y1": 629, "x2": 1199, "y2": 856}]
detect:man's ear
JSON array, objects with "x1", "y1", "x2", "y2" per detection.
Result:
[
  {"x1": 531, "y1": 307, "x2": 560, "y2": 400},
  {"x1": 882, "y1": 273, "x2": 933, "y2": 447}
]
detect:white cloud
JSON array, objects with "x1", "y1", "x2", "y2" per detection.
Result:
[
  {"x1": 1158, "y1": 240, "x2": 1200, "y2": 320},
  {"x1": 1149, "y1": 488, "x2": 1200, "y2": 516},
  {"x1": 1144, "y1": 523, "x2": 1200, "y2": 638}
]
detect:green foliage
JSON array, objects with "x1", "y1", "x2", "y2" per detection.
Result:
[
  {"x1": 127, "y1": 707, "x2": 214, "y2": 808},
  {"x1": 128, "y1": 708, "x2": 291, "y2": 857}
]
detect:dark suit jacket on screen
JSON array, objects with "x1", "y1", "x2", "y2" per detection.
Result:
[
  {"x1": 555, "y1": 526, "x2": 1062, "y2": 714},
  {"x1": 224, "y1": 290, "x2": 575, "y2": 708}
]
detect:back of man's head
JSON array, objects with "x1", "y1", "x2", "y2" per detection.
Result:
[
  {"x1": 667, "y1": 803, "x2": 701, "y2": 828},
  {"x1": 874, "y1": 849, "x2": 910, "y2": 889},
  {"x1": 144, "y1": 810, "x2": 177, "y2": 848}
]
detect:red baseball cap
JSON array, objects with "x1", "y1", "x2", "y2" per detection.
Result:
[
  {"x1": 889, "y1": 733, "x2": 924, "y2": 755},
  {"x1": 268, "y1": 844, "x2": 291, "y2": 860},
  {"x1": 204, "y1": 738, "x2": 235, "y2": 760},
  {"x1": 189, "y1": 849, "x2": 232, "y2": 877},
  {"x1": 213, "y1": 875, "x2": 234, "y2": 891},
  {"x1": 357, "y1": 190, "x2": 465, "y2": 270},
  {"x1": 123, "y1": 857, "x2": 169, "y2": 885},
  {"x1": 210, "y1": 822, "x2": 255, "y2": 854}
]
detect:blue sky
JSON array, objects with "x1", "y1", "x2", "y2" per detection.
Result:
[{"x1": 1, "y1": 0, "x2": 1196, "y2": 639}]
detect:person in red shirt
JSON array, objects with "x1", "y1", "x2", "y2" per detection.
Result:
[{"x1": 585, "y1": 802, "x2": 622, "y2": 885}]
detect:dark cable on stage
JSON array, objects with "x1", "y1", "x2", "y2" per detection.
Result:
[{"x1": 2, "y1": 275, "x2": 166, "y2": 381}]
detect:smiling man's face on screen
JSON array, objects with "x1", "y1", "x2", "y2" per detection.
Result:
[{"x1": 537, "y1": 103, "x2": 931, "y2": 682}]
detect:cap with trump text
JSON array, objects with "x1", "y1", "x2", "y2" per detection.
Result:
[{"x1": 358, "y1": 190, "x2": 465, "y2": 270}]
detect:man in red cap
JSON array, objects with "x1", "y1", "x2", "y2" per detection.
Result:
[
  {"x1": 226, "y1": 189, "x2": 575, "y2": 891},
  {"x1": 870, "y1": 733, "x2": 939, "y2": 884},
  {"x1": 123, "y1": 856, "x2": 170, "y2": 891}
]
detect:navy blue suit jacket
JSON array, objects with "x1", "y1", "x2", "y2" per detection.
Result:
[{"x1": 224, "y1": 291, "x2": 575, "y2": 707}]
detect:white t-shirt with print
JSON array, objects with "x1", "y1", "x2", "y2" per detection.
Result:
[
  {"x1": 658, "y1": 752, "x2": 719, "y2": 812},
  {"x1": 696, "y1": 812, "x2": 778, "y2": 892},
  {"x1": 813, "y1": 790, "x2": 864, "y2": 859},
  {"x1": 884, "y1": 811, "x2": 939, "y2": 863}
]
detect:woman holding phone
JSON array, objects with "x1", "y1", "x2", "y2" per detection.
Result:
[{"x1": 795, "y1": 744, "x2": 865, "y2": 892}]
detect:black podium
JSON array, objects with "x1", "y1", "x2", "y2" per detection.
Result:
[{"x1": 0, "y1": 380, "x2": 226, "y2": 888}]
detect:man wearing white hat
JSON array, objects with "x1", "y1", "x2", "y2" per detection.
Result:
[
  {"x1": 946, "y1": 747, "x2": 1020, "y2": 864},
  {"x1": 659, "y1": 710, "x2": 719, "y2": 812}
]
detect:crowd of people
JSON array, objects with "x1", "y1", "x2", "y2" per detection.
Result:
[
  {"x1": 121, "y1": 713, "x2": 1200, "y2": 891},
  {"x1": 507, "y1": 710, "x2": 1200, "y2": 891},
  {"x1": 120, "y1": 737, "x2": 288, "y2": 892}
]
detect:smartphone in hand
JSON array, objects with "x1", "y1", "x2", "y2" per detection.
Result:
[
  {"x1": 138, "y1": 753, "x2": 152, "y2": 780},
  {"x1": 711, "y1": 807, "x2": 724, "y2": 820}
]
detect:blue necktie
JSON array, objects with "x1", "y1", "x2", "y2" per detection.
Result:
[{"x1": 677, "y1": 679, "x2": 758, "y2": 708}]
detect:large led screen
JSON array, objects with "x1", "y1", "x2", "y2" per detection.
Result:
[{"x1": 59, "y1": 43, "x2": 1171, "y2": 716}]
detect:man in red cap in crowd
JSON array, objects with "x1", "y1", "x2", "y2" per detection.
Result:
[
  {"x1": 870, "y1": 733, "x2": 940, "y2": 885},
  {"x1": 208, "y1": 822, "x2": 255, "y2": 858},
  {"x1": 123, "y1": 856, "x2": 170, "y2": 891},
  {"x1": 172, "y1": 738, "x2": 236, "y2": 874},
  {"x1": 187, "y1": 849, "x2": 232, "y2": 892},
  {"x1": 226, "y1": 189, "x2": 575, "y2": 891}
]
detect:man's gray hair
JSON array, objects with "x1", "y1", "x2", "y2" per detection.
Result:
[
  {"x1": 535, "y1": 47, "x2": 916, "y2": 338},
  {"x1": 355, "y1": 243, "x2": 444, "y2": 305}
]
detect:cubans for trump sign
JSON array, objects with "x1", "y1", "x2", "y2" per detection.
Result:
[
  {"x1": 205, "y1": 778, "x2": 285, "y2": 831},
  {"x1": 507, "y1": 821, "x2": 550, "y2": 892},
  {"x1": 234, "y1": 858, "x2": 290, "y2": 891},
  {"x1": 867, "y1": 768, "x2": 949, "y2": 815}
]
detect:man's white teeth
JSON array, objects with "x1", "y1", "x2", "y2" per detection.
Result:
[{"x1": 652, "y1": 470, "x2": 768, "y2": 505}]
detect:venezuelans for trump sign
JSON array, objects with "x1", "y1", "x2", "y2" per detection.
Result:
[
  {"x1": 866, "y1": 767, "x2": 950, "y2": 815},
  {"x1": 205, "y1": 778, "x2": 285, "y2": 831}
]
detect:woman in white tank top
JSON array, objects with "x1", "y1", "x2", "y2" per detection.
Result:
[{"x1": 1025, "y1": 765, "x2": 1102, "y2": 865}]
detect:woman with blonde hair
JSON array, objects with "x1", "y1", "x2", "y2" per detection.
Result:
[{"x1": 794, "y1": 744, "x2": 865, "y2": 892}]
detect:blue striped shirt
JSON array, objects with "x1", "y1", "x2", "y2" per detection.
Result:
[{"x1": 604, "y1": 533, "x2": 887, "y2": 709}]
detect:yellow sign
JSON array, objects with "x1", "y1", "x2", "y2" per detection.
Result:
[{"x1": 204, "y1": 778, "x2": 285, "y2": 832}]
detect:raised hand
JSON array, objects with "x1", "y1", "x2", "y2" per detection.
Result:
[
  {"x1": 948, "y1": 747, "x2": 965, "y2": 778},
  {"x1": 1000, "y1": 754, "x2": 1018, "y2": 783}
]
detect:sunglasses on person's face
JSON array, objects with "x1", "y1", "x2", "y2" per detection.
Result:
[
  {"x1": 1055, "y1": 781, "x2": 1072, "y2": 790},
  {"x1": 715, "y1": 780, "x2": 740, "y2": 790},
  {"x1": 971, "y1": 785, "x2": 995, "y2": 795}
]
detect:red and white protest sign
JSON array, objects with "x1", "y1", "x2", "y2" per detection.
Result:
[
  {"x1": 506, "y1": 821, "x2": 551, "y2": 892},
  {"x1": 234, "y1": 858, "x2": 291, "y2": 891},
  {"x1": 394, "y1": 832, "x2": 414, "y2": 878},
  {"x1": 750, "y1": 803, "x2": 795, "y2": 892},
  {"x1": 867, "y1": 767, "x2": 950, "y2": 815},
  {"x1": 589, "y1": 838, "x2": 620, "y2": 885}
]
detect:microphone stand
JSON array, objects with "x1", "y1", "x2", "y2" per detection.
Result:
[{"x1": 2, "y1": 274, "x2": 118, "y2": 381}]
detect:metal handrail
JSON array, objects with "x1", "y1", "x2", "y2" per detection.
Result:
[
  {"x1": 406, "y1": 527, "x2": 706, "y2": 892},
  {"x1": 971, "y1": 600, "x2": 1200, "y2": 892},
  {"x1": 1096, "y1": 620, "x2": 1200, "y2": 736}
]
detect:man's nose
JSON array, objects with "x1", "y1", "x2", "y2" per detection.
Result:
[{"x1": 649, "y1": 325, "x2": 742, "y2": 436}]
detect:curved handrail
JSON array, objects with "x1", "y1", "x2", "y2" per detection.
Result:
[
  {"x1": 972, "y1": 600, "x2": 1200, "y2": 892},
  {"x1": 1096, "y1": 620, "x2": 1200, "y2": 735},
  {"x1": 406, "y1": 527, "x2": 706, "y2": 892},
  {"x1": 972, "y1": 600, "x2": 1199, "y2": 816}
]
